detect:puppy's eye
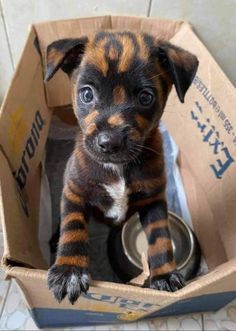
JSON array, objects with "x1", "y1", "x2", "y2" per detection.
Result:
[
  {"x1": 138, "y1": 89, "x2": 155, "y2": 107},
  {"x1": 80, "y1": 86, "x2": 94, "y2": 104}
]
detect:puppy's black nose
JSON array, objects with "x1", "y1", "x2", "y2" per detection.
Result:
[{"x1": 97, "y1": 133, "x2": 123, "y2": 154}]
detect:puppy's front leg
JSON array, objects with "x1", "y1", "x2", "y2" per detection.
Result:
[
  {"x1": 139, "y1": 200, "x2": 184, "y2": 291},
  {"x1": 47, "y1": 179, "x2": 89, "y2": 304}
]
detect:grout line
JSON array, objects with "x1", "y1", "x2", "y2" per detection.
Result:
[
  {"x1": 0, "y1": 280, "x2": 11, "y2": 320},
  {"x1": 0, "y1": 0, "x2": 15, "y2": 70},
  {"x1": 147, "y1": 0, "x2": 153, "y2": 17},
  {"x1": 201, "y1": 313, "x2": 205, "y2": 331}
]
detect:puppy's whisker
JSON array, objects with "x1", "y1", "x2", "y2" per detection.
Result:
[
  {"x1": 149, "y1": 70, "x2": 170, "y2": 80},
  {"x1": 134, "y1": 144, "x2": 162, "y2": 156}
]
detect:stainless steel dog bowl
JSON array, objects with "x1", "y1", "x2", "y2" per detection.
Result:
[{"x1": 107, "y1": 211, "x2": 201, "y2": 282}]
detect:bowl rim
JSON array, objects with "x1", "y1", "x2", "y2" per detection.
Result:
[{"x1": 121, "y1": 211, "x2": 195, "y2": 271}]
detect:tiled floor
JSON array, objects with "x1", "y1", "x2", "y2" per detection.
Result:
[{"x1": 0, "y1": 0, "x2": 236, "y2": 330}]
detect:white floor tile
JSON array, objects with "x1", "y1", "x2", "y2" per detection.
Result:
[
  {"x1": 1, "y1": 0, "x2": 150, "y2": 67},
  {"x1": 203, "y1": 299, "x2": 236, "y2": 331},
  {"x1": 0, "y1": 5, "x2": 14, "y2": 103},
  {"x1": 0, "y1": 280, "x2": 38, "y2": 330},
  {"x1": 148, "y1": 313, "x2": 203, "y2": 330},
  {"x1": 0, "y1": 280, "x2": 10, "y2": 317}
]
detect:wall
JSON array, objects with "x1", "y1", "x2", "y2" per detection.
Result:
[{"x1": 0, "y1": 0, "x2": 235, "y2": 103}]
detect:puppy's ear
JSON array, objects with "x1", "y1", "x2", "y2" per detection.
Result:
[
  {"x1": 158, "y1": 43, "x2": 199, "y2": 103},
  {"x1": 44, "y1": 37, "x2": 88, "y2": 82}
]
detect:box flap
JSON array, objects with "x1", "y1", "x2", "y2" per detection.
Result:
[
  {"x1": 163, "y1": 24, "x2": 236, "y2": 267},
  {"x1": 0, "y1": 150, "x2": 47, "y2": 269},
  {"x1": 0, "y1": 27, "x2": 51, "y2": 193}
]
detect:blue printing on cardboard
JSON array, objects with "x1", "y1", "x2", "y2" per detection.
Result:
[
  {"x1": 30, "y1": 291, "x2": 236, "y2": 328},
  {"x1": 192, "y1": 75, "x2": 235, "y2": 179}
]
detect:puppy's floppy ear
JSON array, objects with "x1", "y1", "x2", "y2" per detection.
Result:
[
  {"x1": 158, "y1": 42, "x2": 199, "y2": 103},
  {"x1": 44, "y1": 37, "x2": 88, "y2": 82}
]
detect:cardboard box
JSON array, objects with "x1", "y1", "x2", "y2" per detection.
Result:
[{"x1": 1, "y1": 15, "x2": 236, "y2": 329}]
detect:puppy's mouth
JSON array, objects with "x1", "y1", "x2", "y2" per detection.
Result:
[{"x1": 83, "y1": 139, "x2": 142, "y2": 165}]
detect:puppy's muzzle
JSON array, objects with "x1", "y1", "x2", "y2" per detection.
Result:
[{"x1": 97, "y1": 132, "x2": 125, "y2": 154}]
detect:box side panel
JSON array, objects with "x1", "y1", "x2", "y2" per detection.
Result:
[
  {"x1": 111, "y1": 16, "x2": 184, "y2": 39},
  {"x1": 146, "y1": 291, "x2": 236, "y2": 318},
  {"x1": 11, "y1": 261, "x2": 236, "y2": 328},
  {"x1": 9, "y1": 267, "x2": 180, "y2": 327},
  {"x1": 0, "y1": 151, "x2": 46, "y2": 269},
  {"x1": 0, "y1": 28, "x2": 51, "y2": 194},
  {"x1": 0, "y1": 28, "x2": 51, "y2": 269},
  {"x1": 162, "y1": 24, "x2": 236, "y2": 268}
]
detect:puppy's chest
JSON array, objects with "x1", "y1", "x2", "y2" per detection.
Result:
[
  {"x1": 99, "y1": 166, "x2": 130, "y2": 224},
  {"x1": 102, "y1": 176, "x2": 130, "y2": 223}
]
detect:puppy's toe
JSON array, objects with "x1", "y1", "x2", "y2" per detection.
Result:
[{"x1": 48, "y1": 264, "x2": 90, "y2": 304}]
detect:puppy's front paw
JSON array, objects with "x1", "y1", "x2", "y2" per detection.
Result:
[
  {"x1": 150, "y1": 270, "x2": 185, "y2": 292},
  {"x1": 48, "y1": 264, "x2": 89, "y2": 304}
]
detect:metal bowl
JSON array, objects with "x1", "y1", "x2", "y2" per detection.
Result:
[{"x1": 107, "y1": 211, "x2": 201, "y2": 282}]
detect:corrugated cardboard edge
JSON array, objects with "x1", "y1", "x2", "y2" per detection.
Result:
[{"x1": 4, "y1": 257, "x2": 236, "y2": 306}]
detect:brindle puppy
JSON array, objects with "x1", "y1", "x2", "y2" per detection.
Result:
[{"x1": 45, "y1": 31, "x2": 198, "y2": 304}]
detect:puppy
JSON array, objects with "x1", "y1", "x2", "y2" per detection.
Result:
[{"x1": 45, "y1": 31, "x2": 198, "y2": 304}]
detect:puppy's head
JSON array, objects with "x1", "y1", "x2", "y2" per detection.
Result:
[{"x1": 45, "y1": 31, "x2": 198, "y2": 164}]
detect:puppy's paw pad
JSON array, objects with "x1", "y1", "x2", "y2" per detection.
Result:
[
  {"x1": 48, "y1": 264, "x2": 89, "y2": 304},
  {"x1": 150, "y1": 270, "x2": 185, "y2": 292}
]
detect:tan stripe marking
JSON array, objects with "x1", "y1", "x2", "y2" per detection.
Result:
[
  {"x1": 148, "y1": 238, "x2": 173, "y2": 256},
  {"x1": 135, "y1": 114, "x2": 149, "y2": 130},
  {"x1": 85, "y1": 39, "x2": 109, "y2": 76},
  {"x1": 47, "y1": 48, "x2": 64, "y2": 67},
  {"x1": 108, "y1": 113, "x2": 124, "y2": 126},
  {"x1": 131, "y1": 194, "x2": 166, "y2": 208},
  {"x1": 144, "y1": 219, "x2": 168, "y2": 236},
  {"x1": 59, "y1": 230, "x2": 88, "y2": 245},
  {"x1": 152, "y1": 62, "x2": 172, "y2": 109},
  {"x1": 130, "y1": 129, "x2": 141, "y2": 141},
  {"x1": 136, "y1": 34, "x2": 149, "y2": 61},
  {"x1": 64, "y1": 184, "x2": 82, "y2": 205},
  {"x1": 118, "y1": 35, "x2": 135, "y2": 73},
  {"x1": 86, "y1": 123, "x2": 97, "y2": 135},
  {"x1": 151, "y1": 261, "x2": 176, "y2": 277},
  {"x1": 113, "y1": 85, "x2": 126, "y2": 105},
  {"x1": 130, "y1": 175, "x2": 166, "y2": 193},
  {"x1": 109, "y1": 46, "x2": 119, "y2": 60},
  {"x1": 62, "y1": 212, "x2": 86, "y2": 227},
  {"x1": 68, "y1": 180, "x2": 82, "y2": 194},
  {"x1": 56, "y1": 256, "x2": 89, "y2": 267},
  {"x1": 75, "y1": 148, "x2": 86, "y2": 169},
  {"x1": 84, "y1": 110, "x2": 99, "y2": 125}
]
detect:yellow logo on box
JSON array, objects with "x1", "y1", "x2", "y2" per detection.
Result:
[
  {"x1": 9, "y1": 108, "x2": 45, "y2": 190},
  {"x1": 9, "y1": 106, "x2": 28, "y2": 158}
]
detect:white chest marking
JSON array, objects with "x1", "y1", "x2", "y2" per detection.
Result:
[{"x1": 103, "y1": 177, "x2": 129, "y2": 224}]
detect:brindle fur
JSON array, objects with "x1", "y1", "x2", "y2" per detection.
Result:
[{"x1": 45, "y1": 31, "x2": 198, "y2": 304}]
